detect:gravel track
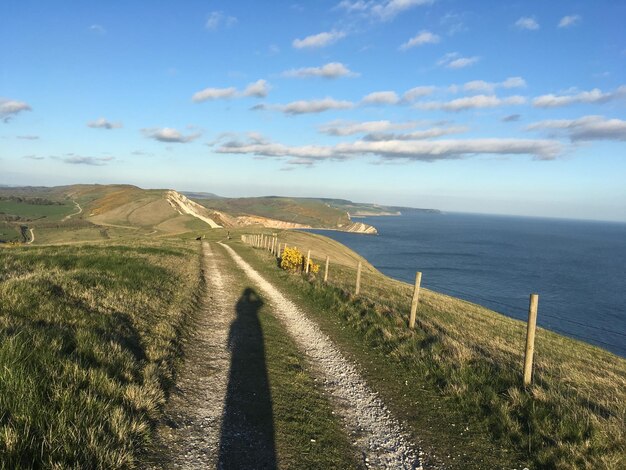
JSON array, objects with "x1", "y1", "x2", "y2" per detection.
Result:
[
  {"x1": 148, "y1": 242, "x2": 234, "y2": 469},
  {"x1": 219, "y1": 242, "x2": 423, "y2": 469}
]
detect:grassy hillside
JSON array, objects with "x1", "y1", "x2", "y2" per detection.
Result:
[
  {"x1": 234, "y1": 231, "x2": 626, "y2": 469},
  {"x1": 195, "y1": 196, "x2": 352, "y2": 227},
  {"x1": 0, "y1": 240, "x2": 201, "y2": 467},
  {"x1": 0, "y1": 185, "x2": 227, "y2": 244}
]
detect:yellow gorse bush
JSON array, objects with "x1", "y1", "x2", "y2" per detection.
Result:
[
  {"x1": 280, "y1": 246, "x2": 320, "y2": 274},
  {"x1": 280, "y1": 246, "x2": 303, "y2": 272}
]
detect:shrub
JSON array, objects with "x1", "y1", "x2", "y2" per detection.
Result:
[
  {"x1": 280, "y1": 247, "x2": 320, "y2": 274},
  {"x1": 280, "y1": 246, "x2": 304, "y2": 272}
]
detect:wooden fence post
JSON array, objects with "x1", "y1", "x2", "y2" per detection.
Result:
[
  {"x1": 408, "y1": 272, "x2": 422, "y2": 329},
  {"x1": 355, "y1": 261, "x2": 362, "y2": 295},
  {"x1": 305, "y1": 249, "x2": 311, "y2": 273},
  {"x1": 324, "y1": 256, "x2": 330, "y2": 282},
  {"x1": 523, "y1": 294, "x2": 539, "y2": 386}
]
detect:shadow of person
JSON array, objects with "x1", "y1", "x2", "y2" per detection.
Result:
[{"x1": 218, "y1": 288, "x2": 277, "y2": 470}]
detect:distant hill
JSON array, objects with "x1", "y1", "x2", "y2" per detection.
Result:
[
  {"x1": 4, "y1": 184, "x2": 447, "y2": 242},
  {"x1": 181, "y1": 191, "x2": 224, "y2": 200}
]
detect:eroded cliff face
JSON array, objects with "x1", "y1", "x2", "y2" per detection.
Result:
[
  {"x1": 339, "y1": 222, "x2": 378, "y2": 234},
  {"x1": 166, "y1": 191, "x2": 223, "y2": 228}
]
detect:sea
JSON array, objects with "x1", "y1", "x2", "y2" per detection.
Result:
[{"x1": 309, "y1": 212, "x2": 626, "y2": 357}]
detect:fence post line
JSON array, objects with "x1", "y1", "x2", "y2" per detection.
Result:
[
  {"x1": 305, "y1": 249, "x2": 311, "y2": 274},
  {"x1": 409, "y1": 272, "x2": 423, "y2": 329},
  {"x1": 523, "y1": 294, "x2": 539, "y2": 387},
  {"x1": 324, "y1": 256, "x2": 330, "y2": 283},
  {"x1": 355, "y1": 261, "x2": 362, "y2": 295}
]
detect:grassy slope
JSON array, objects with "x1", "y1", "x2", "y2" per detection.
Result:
[
  {"x1": 230, "y1": 232, "x2": 626, "y2": 470},
  {"x1": 0, "y1": 241, "x2": 201, "y2": 468}
]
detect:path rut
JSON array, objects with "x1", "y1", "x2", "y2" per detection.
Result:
[{"x1": 148, "y1": 242, "x2": 233, "y2": 468}]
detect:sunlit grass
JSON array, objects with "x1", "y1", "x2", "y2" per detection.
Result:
[{"x1": 0, "y1": 241, "x2": 201, "y2": 468}]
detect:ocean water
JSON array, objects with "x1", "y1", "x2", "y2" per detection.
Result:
[{"x1": 309, "y1": 212, "x2": 626, "y2": 357}]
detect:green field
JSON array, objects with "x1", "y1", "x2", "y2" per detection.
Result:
[{"x1": 0, "y1": 200, "x2": 75, "y2": 221}]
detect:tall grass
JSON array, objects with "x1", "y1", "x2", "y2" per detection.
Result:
[{"x1": 0, "y1": 241, "x2": 201, "y2": 468}]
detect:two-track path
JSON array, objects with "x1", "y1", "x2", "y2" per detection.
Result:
[
  {"x1": 149, "y1": 241, "x2": 422, "y2": 469},
  {"x1": 218, "y1": 243, "x2": 421, "y2": 469}
]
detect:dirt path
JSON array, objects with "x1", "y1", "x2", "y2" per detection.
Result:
[
  {"x1": 147, "y1": 242, "x2": 234, "y2": 468},
  {"x1": 219, "y1": 243, "x2": 422, "y2": 469},
  {"x1": 63, "y1": 201, "x2": 83, "y2": 221}
]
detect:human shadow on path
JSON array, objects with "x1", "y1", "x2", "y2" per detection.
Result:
[{"x1": 218, "y1": 288, "x2": 276, "y2": 470}]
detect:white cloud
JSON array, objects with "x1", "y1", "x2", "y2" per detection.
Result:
[
  {"x1": 243, "y1": 79, "x2": 270, "y2": 98},
  {"x1": 438, "y1": 52, "x2": 479, "y2": 69},
  {"x1": 0, "y1": 99, "x2": 32, "y2": 123},
  {"x1": 142, "y1": 128, "x2": 201, "y2": 143},
  {"x1": 403, "y1": 86, "x2": 437, "y2": 101},
  {"x1": 462, "y1": 77, "x2": 526, "y2": 93},
  {"x1": 22, "y1": 155, "x2": 44, "y2": 160},
  {"x1": 400, "y1": 30, "x2": 440, "y2": 50},
  {"x1": 192, "y1": 80, "x2": 270, "y2": 102},
  {"x1": 282, "y1": 62, "x2": 358, "y2": 79},
  {"x1": 205, "y1": 11, "x2": 237, "y2": 31},
  {"x1": 318, "y1": 120, "x2": 418, "y2": 136},
  {"x1": 292, "y1": 31, "x2": 346, "y2": 49},
  {"x1": 87, "y1": 118, "x2": 123, "y2": 130},
  {"x1": 192, "y1": 87, "x2": 237, "y2": 102},
  {"x1": 279, "y1": 98, "x2": 354, "y2": 114},
  {"x1": 532, "y1": 86, "x2": 626, "y2": 108},
  {"x1": 418, "y1": 95, "x2": 526, "y2": 112},
  {"x1": 515, "y1": 17, "x2": 540, "y2": 30},
  {"x1": 558, "y1": 15, "x2": 581, "y2": 28},
  {"x1": 527, "y1": 115, "x2": 626, "y2": 141},
  {"x1": 336, "y1": 1, "x2": 434, "y2": 21},
  {"x1": 89, "y1": 24, "x2": 106, "y2": 34},
  {"x1": 17, "y1": 135, "x2": 39, "y2": 140},
  {"x1": 215, "y1": 135, "x2": 562, "y2": 164},
  {"x1": 361, "y1": 91, "x2": 400, "y2": 105},
  {"x1": 448, "y1": 56, "x2": 479, "y2": 69}
]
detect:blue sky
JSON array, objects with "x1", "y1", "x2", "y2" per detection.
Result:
[{"x1": 1, "y1": 0, "x2": 625, "y2": 221}]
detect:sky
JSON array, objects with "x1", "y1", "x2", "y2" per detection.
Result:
[{"x1": 1, "y1": 0, "x2": 625, "y2": 222}]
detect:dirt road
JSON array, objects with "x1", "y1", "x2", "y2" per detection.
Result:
[{"x1": 219, "y1": 242, "x2": 421, "y2": 469}]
